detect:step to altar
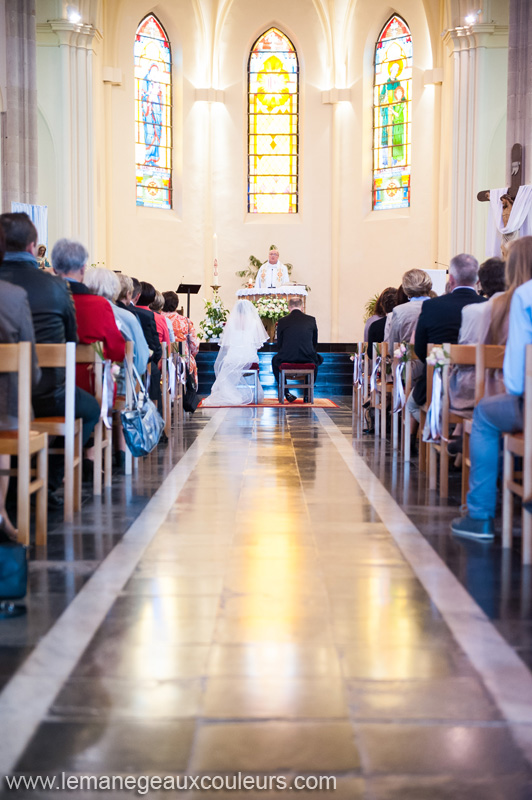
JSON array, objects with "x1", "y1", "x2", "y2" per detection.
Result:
[{"x1": 196, "y1": 344, "x2": 353, "y2": 396}]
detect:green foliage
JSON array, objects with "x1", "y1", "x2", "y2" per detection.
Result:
[
  {"x1": 364, "y1": 293, "x2": 380, "y2": 322},
  {"x1": 198, "y1": 291, "x2": 229, "y2": 340}
]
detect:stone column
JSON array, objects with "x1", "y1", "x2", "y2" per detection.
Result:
[
  {"x1": 442, "y1": 23, "x2": 509, "y2": 255},
  {"x1": 506, "y1": 0, "x2": 532, "y2": 183},
  {"x1": 1, "y1": 0, "x2": 38, "y2": 211}
]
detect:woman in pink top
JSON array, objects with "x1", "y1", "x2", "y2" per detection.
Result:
[{"x1": 162, "y1": 291, "x2": 199, "y2": 388}]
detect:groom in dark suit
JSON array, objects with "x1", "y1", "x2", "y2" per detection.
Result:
[{"x1": 272, "y1": 298, "x2": 324, "y2": 401}]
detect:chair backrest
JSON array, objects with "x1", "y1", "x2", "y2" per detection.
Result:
[
  {"x1": 35, "y1": 342, "x2": 76, "y2": 428},
  {"x1": 446, "y1": 343, "x2": 476, "y2": 367},
  {"x1": 474, "y1": 344, "x2": 505, "y2": 403},
  {"x1": 76, "y1": 342, "x2": 104, "y2": 401},
  {"x1": 0, "y1": 341, "x2": 32, "y2": 457}
]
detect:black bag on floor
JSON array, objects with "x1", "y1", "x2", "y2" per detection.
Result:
[
  {"x1": 183, "y1": 372, "x2": 200, "y2": 413},
  {"x1": 0, "y1": 542, "x2": 27, "y2": 600}
]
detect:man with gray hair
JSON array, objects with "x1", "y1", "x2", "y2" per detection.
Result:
[{"x1": 406, "y1": 253, "x2": 486, "y2": 421}]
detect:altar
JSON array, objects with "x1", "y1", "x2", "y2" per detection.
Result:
[{"x1": 236, "y1": 285, "x2": 308, "y2": 313}]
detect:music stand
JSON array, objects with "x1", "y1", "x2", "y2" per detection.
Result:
[{"x1": 177, "y1": 284, "x2": 201, "y2": 318}]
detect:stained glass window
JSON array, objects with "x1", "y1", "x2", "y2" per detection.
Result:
[
  {"x1": 373, "y1": 16, "x2": 412, "y2": 211},
  {"x1": 248, "y1": 28, "x2": 299, "y2": 214},
  {"x1": 135, "y1": 14, "x2": 172, "y2": 209}
]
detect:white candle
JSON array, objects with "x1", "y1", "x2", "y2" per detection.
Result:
[{"x1": 213, "y1": 233, "x2": 218, "y2": 260}]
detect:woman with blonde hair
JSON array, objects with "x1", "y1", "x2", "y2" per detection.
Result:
[
  {"x1": 386, "y1": 268, "x2": 432, "y2": 351},
  {"x1": 487, "y1": 236, "x2": 532, "y2": 345}
]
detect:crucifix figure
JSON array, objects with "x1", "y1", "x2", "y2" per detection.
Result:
[{"x1": 477, "y1": 143, "x2": 532, "y2": 256}]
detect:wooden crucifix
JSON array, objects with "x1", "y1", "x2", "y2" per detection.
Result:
[{"x1": 477, "y1": 143, "x2": 523, "y2": 225}]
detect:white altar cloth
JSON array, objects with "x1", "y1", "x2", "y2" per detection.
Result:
[{"x1": 237, "y1": 285, "x2": 307, "y2": 297}]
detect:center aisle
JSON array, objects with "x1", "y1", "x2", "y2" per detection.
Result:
[{"x1": 8, "y1": 408, "x2": 532, "y2": 798}]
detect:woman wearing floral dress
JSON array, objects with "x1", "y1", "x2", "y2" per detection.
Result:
[{"x1": 162, "y1": 291, "x2": 200, "y2": 388}]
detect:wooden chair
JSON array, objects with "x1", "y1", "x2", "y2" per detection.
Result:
[
  {"x1": 241, "y1": 363, "x2": 260, "y2": 404},
  {"x1": 161, "y1": 342, "x2": 171, "y2": 437},
  {"x1": 113, "y1": 341, "x2": 137, "y2": 476},
  {"x1": 278, "y1": 364, "x2": 315, "y2": 404},
  {"x1": 171, "y1": 344, "x2": 184, "y2": 425},
  {"x1": 438, "y1": 344, "x2": 477, "y2": 499},
  {"x1": 418, "y1": 344, "x2": 435, "y2": 477},
  {"x1": 462, "y1": 344, "x2": 505, "y2": 507},
  {"x1": 370, "y1": 342, "x2": 392, "y2": 439},
  {"x1": 351, "y1": 342, "x2": 365, "y2": 435},
  {"x1": 0, "y1": 342, "x2": 48, "y2": 546},
  {"x1": 32, "y1": 342, "x2": 82, "y2": 522},
  {"x1": 400, "y1": 347, "x2": 420, "y2": 463},
  {"x1": 502, "y1": 344, "x2": 532, "y2": 562},
  {"x1": 76, "y1": 344, "x2": 112, "y2": 495}
]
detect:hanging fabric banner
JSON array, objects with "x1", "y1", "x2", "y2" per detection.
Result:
[{"x1": 11, "y1": 202, "x2": 48, "y2": 248}]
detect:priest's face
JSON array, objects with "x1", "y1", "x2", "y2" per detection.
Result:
[{"x1": 269, "y1": 251, "x2": 279, "y2": 264}]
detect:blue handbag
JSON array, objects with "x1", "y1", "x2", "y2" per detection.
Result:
[
  {"x1": 0, "y1": 542, "x2": 27, "y2": 600},
  {"x1": 121, "y1": 363, "x2": 165, "y2": 457}
]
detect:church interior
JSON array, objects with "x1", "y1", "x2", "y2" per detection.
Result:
[{"x1": 2, "y1": 0, "x2": 532, "y2": 796}]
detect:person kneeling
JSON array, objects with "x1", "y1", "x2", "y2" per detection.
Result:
[{"x1": 272, "y1": 298, "x2": 323, "y2": 403}]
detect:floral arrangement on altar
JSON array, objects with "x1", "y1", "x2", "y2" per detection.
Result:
[
  {"x1": 198, "y1": 291, "x2": 229, "y2": 341},
  {"x1": 253, "y1": 296, "x2": 290, "y2": 323}
]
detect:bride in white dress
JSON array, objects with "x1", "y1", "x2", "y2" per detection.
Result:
[{"x1": 202, "y1": 299, "x2": 269, "y2": 406}]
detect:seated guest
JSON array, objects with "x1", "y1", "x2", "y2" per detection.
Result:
[
  {"x1": 84, "y1": 267, "x2": 149, "y2": 375},
  {"x1": 0, "y1": 214, "x2": 100, "y2": 503},
  {"x1": 0, "y1": 223, "x2": 40, "y2": 540},
  {"x1": 452, "y1": 271, "x2": 532, "y2": 540},
  {"x1": 386, "y1": 269, "x2": 432, "y2": 352},
  {"x1": 448, "y1": 257, "x2": 508, "y2": 417},
  {"x1": 459, "y1": 257, "x2": 506, "y2": 345},
  {"x1": 126, "y1": 277, "x2": 162, "y2": 405},
  {"x1": 367, "y1": 288, "x2": 397, "y2": 357},
  {"x1": 51, "y1": 240, "x2": 126, "y2": 394},
  {"x1": 137, "y1": 281, "x2": 170, "y2": 351},
  {"x1": 407, "y1": 253, "x2": 485, "y2": 423},
  {"x1": 272, "y1": 297, "x2": 323, "y2": 402},
  {"x1": 162, "y1": 291, "x2": 200, "y2": 389},
  {"x1": 151, "y1": 290, "x2": 174, "y2": 343}
]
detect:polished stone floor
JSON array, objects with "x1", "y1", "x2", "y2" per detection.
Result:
[{"x1": 1, "y1": 405, "x2": 532, "y2": 798}]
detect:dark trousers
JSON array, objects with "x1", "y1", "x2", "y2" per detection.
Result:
[{"x1": 271, "y1": 355, "x2": 319, "y2": 386}]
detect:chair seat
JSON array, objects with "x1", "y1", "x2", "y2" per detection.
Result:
[
  {"x1": 280, "y1": 363, "x2": 315, "y2": 370},
  {"x1": 506, "y1": 431, "x2": 524, "y2": 456},
  {"x1": 244, "y1": 363, "x2": 260, "y2": 372},
  {"x1": 32, "y1": 417, "x2": 83, "y2": 435},
  {"x1": 0, "y1": 429, "x2": 48, "y2": 456}
]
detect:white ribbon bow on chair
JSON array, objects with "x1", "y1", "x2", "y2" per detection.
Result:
[
  {"x1": 370, "y1": 356, "x2": 381, "y2": 393},
  {"x1": 423, "y1": 367, "x2": 443, "y2": 442},
  {"x1": 393, "y1": 362, "x2": 406, "y2": 413},
  {"x1": 168, "y1": 358, "x2": 177, "y2": 400},
  {"x1": 100, "y1": 359, "x2": 114, "y2": 430}
]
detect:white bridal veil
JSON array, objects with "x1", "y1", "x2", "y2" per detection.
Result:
[{"x1": 202, "y1": 300, "x2": 269, "y2": 406}]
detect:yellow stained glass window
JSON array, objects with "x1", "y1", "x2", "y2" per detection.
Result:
[
  {"x1": 135, "y1": 14, "x2": 172, "y2": 209},
  {"x1": 248, "y1": 28, "x2": 299, "y2": 214},
  {"x1": 373, "y1": 16, "x2": 412, "y2": 210}
]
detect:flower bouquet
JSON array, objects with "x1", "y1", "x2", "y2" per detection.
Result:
[
  {"x1": 198, "y1": 291, "x2": 229, "y2": 342},
  {"x1": 253, "y1": 297, "x2": 290, "y2": 342}
]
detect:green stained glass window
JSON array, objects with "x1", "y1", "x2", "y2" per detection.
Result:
[
  {"x1": 248, "y1": 28, "x2": 299, "y2": 214},
  {"x1": 135, "y1": 14, "x2": 172, "y2": 209},
  {"x1": 373, "y1": 16, "x2": 412, "y2": 210}
]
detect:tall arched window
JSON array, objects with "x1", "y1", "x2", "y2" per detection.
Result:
[
  {"x1": 373, "y1": 16, "x2": 412, "y2": 210},
  {"x1": 135, "y1": 14, "x2": 172, "y2": 209},
  {"x1": 248, "y1": 28, "x2": 299, "y2": 214}
]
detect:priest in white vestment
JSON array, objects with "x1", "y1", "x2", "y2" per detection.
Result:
[{"x1": 254, "y1": 248, "x2": 289, "y2": 289}]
